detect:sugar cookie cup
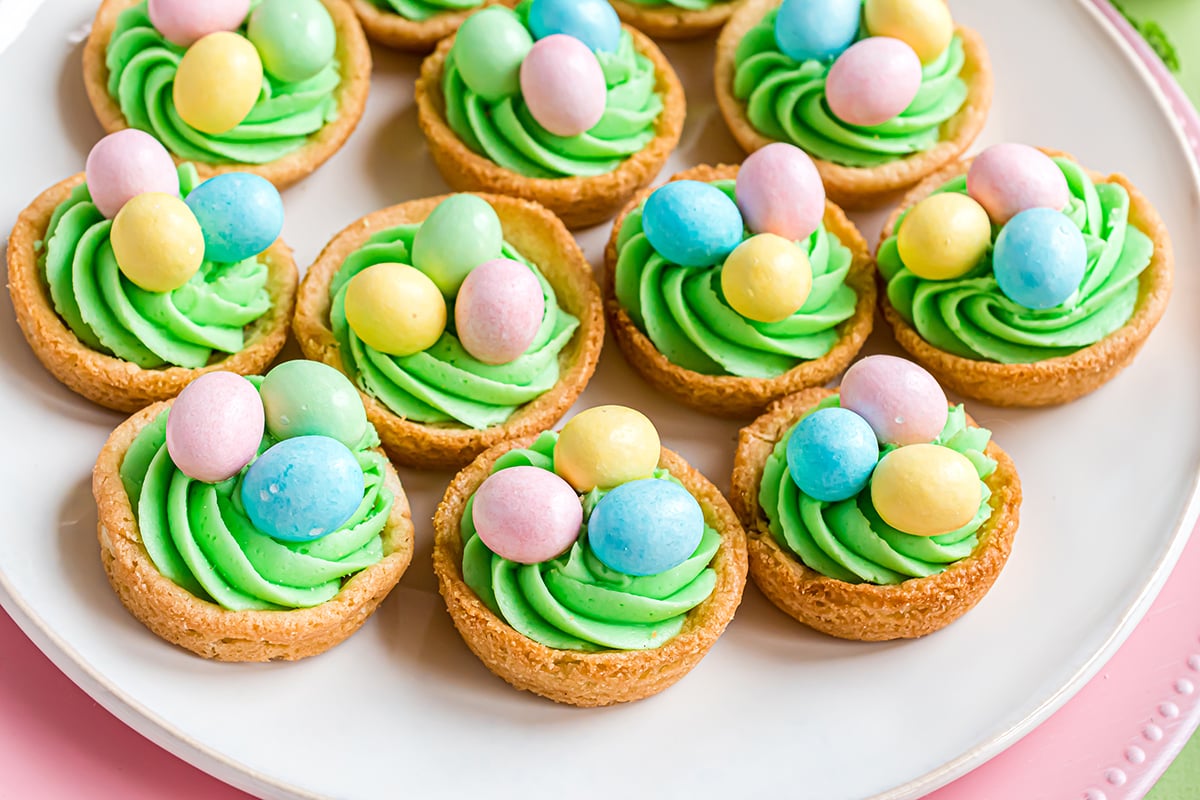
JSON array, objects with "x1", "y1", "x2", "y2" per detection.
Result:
[
  {"x1": 609, "y1": 0, "x2": 737, "y2": 40},
  {"x1": 349, "y1": 0, "x2": 516, "y2": 52}
]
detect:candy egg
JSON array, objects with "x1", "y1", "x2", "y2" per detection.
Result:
[
  {"x1": 166, "y1": 372, "x2": 264, "y2": 483},
  {"x1": 896, "y1": 192, "x2": 992, "y2": 280},
  {"x1": 967, "y1": 143, "x2": 1071, "y2": 226},
  {"x1": 642, "y1": 181, "x2": 745, "y2": 268},
  {"x1": 451, "y1": 7, "x2": 533, "y2": 101},
  {"x1": 735, "y1": 143, "x2": 826, "y2": 242},
  {"x1": 786, "y1": 407, "x2": 879, "y2": 502},
  {"x1": 871, "y1": 444, "x2": 981, "y2": 537},
  {"x1": 588, "y1": 479, "x2": 704, "y2": 577},
  {"x1": 148, "y1": 0, "x2": 249, "y2": 47},
  {"x1": 174, "y1": 32, "x2": 264, "y2": 135},
  {"x1": 520, "y1": 35, "x2": 606, "y2": 138},
  {"x1": 85, "y1": 130, "x2": 179, "y2": 220},
  {"x1": 826, "y1": 37, "x2": 922, "y2": 127},
  {"x1": 241, "y1": 435, "x2": 364, "y2": 542},
  {"x1": 111, "y1": 192, "x2": 205, "y2": 292},
  {"x1": 992, "y1": 208, "x2": 1087, "y2": 310},
  {"x1": 554, "y1": 406, "x2": 660, "y2": 493},
  {"x1": 344, "y1": 263, "x2": 446, "y2": 357},
  {"x1": 720, "y1": 234, "x2": 813, "y2": 323},
  {"x1": 840, "y1": 355, "x2": 948, "y2": 446},
  {"x1": 247, "y1": 0, "x2": 336, "y2": 84},
  {"x1": 260, "y1": 360, "x2": 368, "y2": 448},
  {"x1": 863, "y1": 0, "x2": 954, "y2": 64},
  {"x1": 411, "y1": 194, "x2": 504, "y2": 296},
  {"x1": 775, "y1": 0, "x2": 863, "y2": 63},
  {"x1": 527, "y1": 0, "x2": 622, "y2": 54},
  {"x1": 184, "y1": 173, "x2": 283, "y2": 263},
  {"x1": 472, "y1": 466, "x2": 583, "y2": 564},
  {"x1": 455, "y1": 258, "x2": 545, "y2": 365}
]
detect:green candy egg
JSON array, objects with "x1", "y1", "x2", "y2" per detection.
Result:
[
  {"x1": 451, "y1": 7, "x2": 532, "y2": 101},
  {"x1": 260, "y1": 361, "x2": 368, "y2": 448},
  {"x1": 247, "y1": 0, "x2": 336, "y2": 84},
  {"x1": 411, "y1": 195, "x2": 504, "y2": 296}
]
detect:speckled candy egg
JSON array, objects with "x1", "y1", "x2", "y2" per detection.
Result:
[
  {"x1": 863, "y1": 0, "x2": 954, "y2": 64},
  {"x1": 527, "y1": 0, "x2": 621, "y2": 53},
  {"x1": 411, "y1": 194, "x2": 504, "y2": 296},
  {"x1": 826, "y1": 37, "x2": 922, "y2": 127},
  {"x1": 588, "y1": 479, "x2": 704, "y2": 577},
  {"x1": 241, "y1": 435, "x2": 364, "y2": 542},
  {"x1": 642, "y1": 181, "x2": 745, "y2": 268},
  {"x1": 896, "y1": 192, "x2": 992, "y2": 280},
  {"x1": 520, "y1": 35, "x2": 606, "y2": 138},
  {"x1": 260, "y1": 360, "x2": 367, "y2": 448},
  {"x1": 174, "y1": 32, "x2": 264, "y2": 135},
  {"x1": 786, "y1": 407, "x2": 879, "y2": 502},
  {"x1": 735, "y1": 143, "x2": 825, "y2": 242},
  {"x1": 247, "y1": 0, "x2": 336, "y2": 83},
  {"x1": 451, "y1": 7, "x2": 533, "y2": 101},
  {"x1": 840, "y1": 355, "x2": 948, "y2": 446},
  {"x1": 871, "y1": 444, "x2": 981, "y2": 536},
  {"x1": 992, "y1": 207, "x2": 1087, "y2": 310},
  {"x1": 111, "y1": 192, "x2": 205, "y2": 292},
  {"x1": 554, "y1": 406, "x2": 660, "y2": 493},
  {"x1": 720, "y1": 234, "x2": 813, "y2": 323},
  {"x1": 184, "y1": 173, "x2": 283, "y2": 263},
  {"x1": 166, "y1": 372, "x2": 264, "y2": 483},
  {"x1": 344, "y1": 263, "x2": 447, "y2": 356},
  {"x1": 774, "y1": 0, "x2": 863, "y2": 63},
  {"x1": 85, "y1": 130, "x2": 179, "y2": 220},
  {"x1": 472, "y1": 466, "x2": 583, "y2": 564},
  {"x1": 967, "y1": 143, "x2": 1071, "y2": 226},
  {"x1": 455, "y1": 258, "x2": 545, "y2": 365},
  {"x1": 148, "y1": 0, "x2": 249, "y2": 46}
]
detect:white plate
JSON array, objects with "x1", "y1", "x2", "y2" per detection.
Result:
[{"x1": 2, "y1": 1, "x2": 1198, "y2": 798}]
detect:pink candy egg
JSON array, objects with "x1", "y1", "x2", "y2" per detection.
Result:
[
  {"x1": 736, "y1": 143, "x2": 826, "y2": 242},
  {"x1": 967, "y1": 143, "x2": 1071, "y2": 225},
  {"x1": 85, "y1": 130, "x2": 180, "y2": 220},
  {"x1": 826, "y1": 37, "x2": 922, "y2": 127},
  {"x1": 166, "y1": 372, "x2": 265, "y2": 483},
  {"x1": 148, "y1": 0, "x2": 250, "y2": 47},
  {"x1": 455, "y1": 258, "x2": 546, "y2": 365},
  {"x1": 839, "y1": 355, "x2": 948, "y2": 446},
  {"x1": 472, "y1": 466, "x2": 583, "y2": 564},
  {"x1": 519, "y1": 34, "x2": 606, "y2": 138}
]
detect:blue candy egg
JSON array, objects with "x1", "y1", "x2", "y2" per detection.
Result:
[
  {"x1": 240, "y1": 435, "x2": 364, "y2": 542},
  {"x1": 528, "y1": 0, "x2": 621, "y2": 53},
  {"x1": 588, "y1": 478, "x2": 704, "y2": 577},
  {"x1": 775, "y1": 0, "x2": 863, "y2": 62},
  {"x1": 185, "y1": 172, "x2": 284, "y2": 264},
  {"x1": 786, "y1": 407, "x2": 879, "y2": 502},
  {"x1": 992, "y1": 207, "x2": 1087, "y2": 310},
  {"x1": 642, "y1": 181, "x2": 745, "y2": 268}
]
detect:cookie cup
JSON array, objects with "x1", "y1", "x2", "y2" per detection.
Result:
[
  {"x1": 349, "y1": 0, "x2": 515, "y2": 52},
  {"x1": 609, "y1": 0, "x2": 738, "y2": 40}
]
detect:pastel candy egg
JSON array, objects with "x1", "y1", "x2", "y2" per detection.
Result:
[
  {"x1": 720, "y1": 233, "x2": 813, "y2": 323},
  {"x1": 85, "y1": 130, "x2": 179, "y2": 219},
  {"x1": 411, "y1": 194, "x2": 504, "y2": 296},
  {"x1": 642, "y1": 181, "x2": 745, "y2": 268},
  {"x1": 840, "y1": 355, "x2": 948, "y2": 446},
  {"x1": 735, "y1": 143, "x2": 826, "y2": 242},
  {"x1": 455, "y1": 258, "x2": 545, "y2": 365},
  {"x1": 871, "y1": 444, "x2": 981, "y2": 536},
  {"x1": 451, "y1": 7, "x2": 533, "y2": 101},
  {"x1": 472, "y1": 466, "x2": 583, "y2": 564},
  {"x1": 786, "y1": 407, "x2": 879, "y2": 502},
  {"x1": 247, "y1": 0, "x2": 336, "y2": 84},
  {"x1": 344, "y1": 263, "x2": 446, "y2": 356},
  {"x1": 184, "y1": 173, "x2": 283, "y2": 263},
  {"x1": 775, "y1": 0, "x2": 863, "y2": 62},
  {"x1": 166, "y1": 372, "x2": 264, "y2": 483},
  {"x1": 527, "y1": 0, "x2": 622, "y2": 53},
  {"x1": 148, "y1": 0, "x2": 249, "y2": 47},
  {"x1": 174, "y1": 32, "x2": 264, "y2": 135},
  {"x1": 588, "y1": 479, "x2": 704, "y2": 577},
  {"x1": 520, "y1": 35, "x2": 606, "y2": 138},
  {"x1": 863, "y1": 0, "x2": 954, "y2": 63},
  {"x1": 111, "y1": 192, "x2": 205, "y2": 292},
  {"x1": 897, "y1": 192, "x2": 992, "y2": 280},
  {"x1": 241, "y1": 435, "x2": 364, "y2": 542},
  {"x1": 992, "y1": 208, "x2": 1087, "y2": 310},
  {"x1": 554, "y1": 406, "x2": 660, "y2": 493},
  {"x1": 967, "y1": 143, "x2": 1071, "y2": 225},
  {"x1": 826, "y1": 37, "x2": 922, "y2": 127},
  {"x1": 260, "y1": 360, "x2": 367, "y2": 448}
]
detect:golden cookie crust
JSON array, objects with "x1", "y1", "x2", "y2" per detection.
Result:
[
  {"x1": 877, "y1": 150, "x2": 1174, "y2": 407},
  {"x1": 93, "y1": 400, "x2": 416, "y2": 662},
  {"x1": 602, "y1": 164, "x2": 875, "y2": 419},
  {"x1": 292, "y1": 193, "x2": 605, "y2": 470},
  {"x1": 83, "y1": 0, "x2": 371, "y2": 191},
  {"x1": 713, "y1": 0, "x2": 993, "y2": 210},
  {"x1": 730, "y1": 388, "x2": 1022, "y2": 641},
  {"x1": 414, "y1": 22, "x2": 686, "y2": 230},
  {"x1": 432, "y1": 437, "x2": 748, "y2": 706},
  {"x1": 349, "y1": 0, "x2": 516, "y2": 52},
  {"x1": 7, "y1": 172, "x2": 298, "y2": 413},
  {"x1": 609, "y1": 0, "x2": 739, "y2": 40}
]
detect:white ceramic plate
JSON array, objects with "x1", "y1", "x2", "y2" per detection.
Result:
[{"x1": 2, "y1": 1, "x2": 1198, "y2": 798}]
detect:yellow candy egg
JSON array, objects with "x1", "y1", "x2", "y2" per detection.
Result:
[
  {"x1": 896, "y1": 193, "x2": 992, "y2": 280},
  {"x1": 870, "y1": 443, "x2": 982, "y2": 537},
  {"x1": 720, "y1": 233, "x2": 814, "y2": 323},
  {"x1": 554, "y1": 406, "x2": 661, "y2": 493},
  {"x1": 111, "y1": 192, "x2": 205, "y2": 292},
  {"x1": 864, "y1": 0, "x2": 955, "y2": 64},
  {"x1": 173, "y1": 32, "x2": 264, "y2": 135},
  {"x1": 344, "y1": 263, "x2": 447, "y2": 357}
]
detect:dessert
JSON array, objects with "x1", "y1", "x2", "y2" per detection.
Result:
[
  {"x1": 433, "y1": 405, "x2": 748, "y2": 705},
  {"x1": 608, "y1": 0, "x2": 737, "y2": 40},
  {"x1": 350, "y1": 0, "x2": 516, "y2": 52}
]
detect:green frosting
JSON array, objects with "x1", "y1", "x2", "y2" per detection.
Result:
[
  {"x1": 38, "y1": 164, "x2": 271, "y2": 369},
  {"x1": 732, "y1": 8, "x2": 968, "y2": 168},
  {"x1": 877, "y1": 158, "x2": 1155, "y2": 363},
  {"x1": 106, "y1": 2, "x2": 341, "y2": 165},
  {"x1": 613, "y1": 178, "x2": 857, "y2": 379},
  {"x1": 761, "y1": 395, "x2": 996, "y2": 585},
  {"x1": 461, "y1": 432, "x2": 719, "y2": 651},
  {"x1": 368, "y1": 0, "x2": 483, "y2": 22}
]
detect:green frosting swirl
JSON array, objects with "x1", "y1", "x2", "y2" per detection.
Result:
[
  {"x1": 732, "y1": 8, "x2": 968, "y2": 168},
  {"x1": 877, "y1": 158, "x2": 1155, "y2": 363},
  {"x1": 106, "y1": 2, "x2": 341, "y2": 165},
  {"x1": 761, "y1": 396, "x2": 996, "y2": 585},
  {"x1": 461, "y1": 432, "x2": 719, "y2": 651},
  {"x1": 38, "y1": 164, "x2": 271, "y2": 369},
  {"x1": 368, "y1": 0, "x2": 482, "y2": 22},
  {"x1": 613, "y1": 178, "x2": 857, "y2": 378}
]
